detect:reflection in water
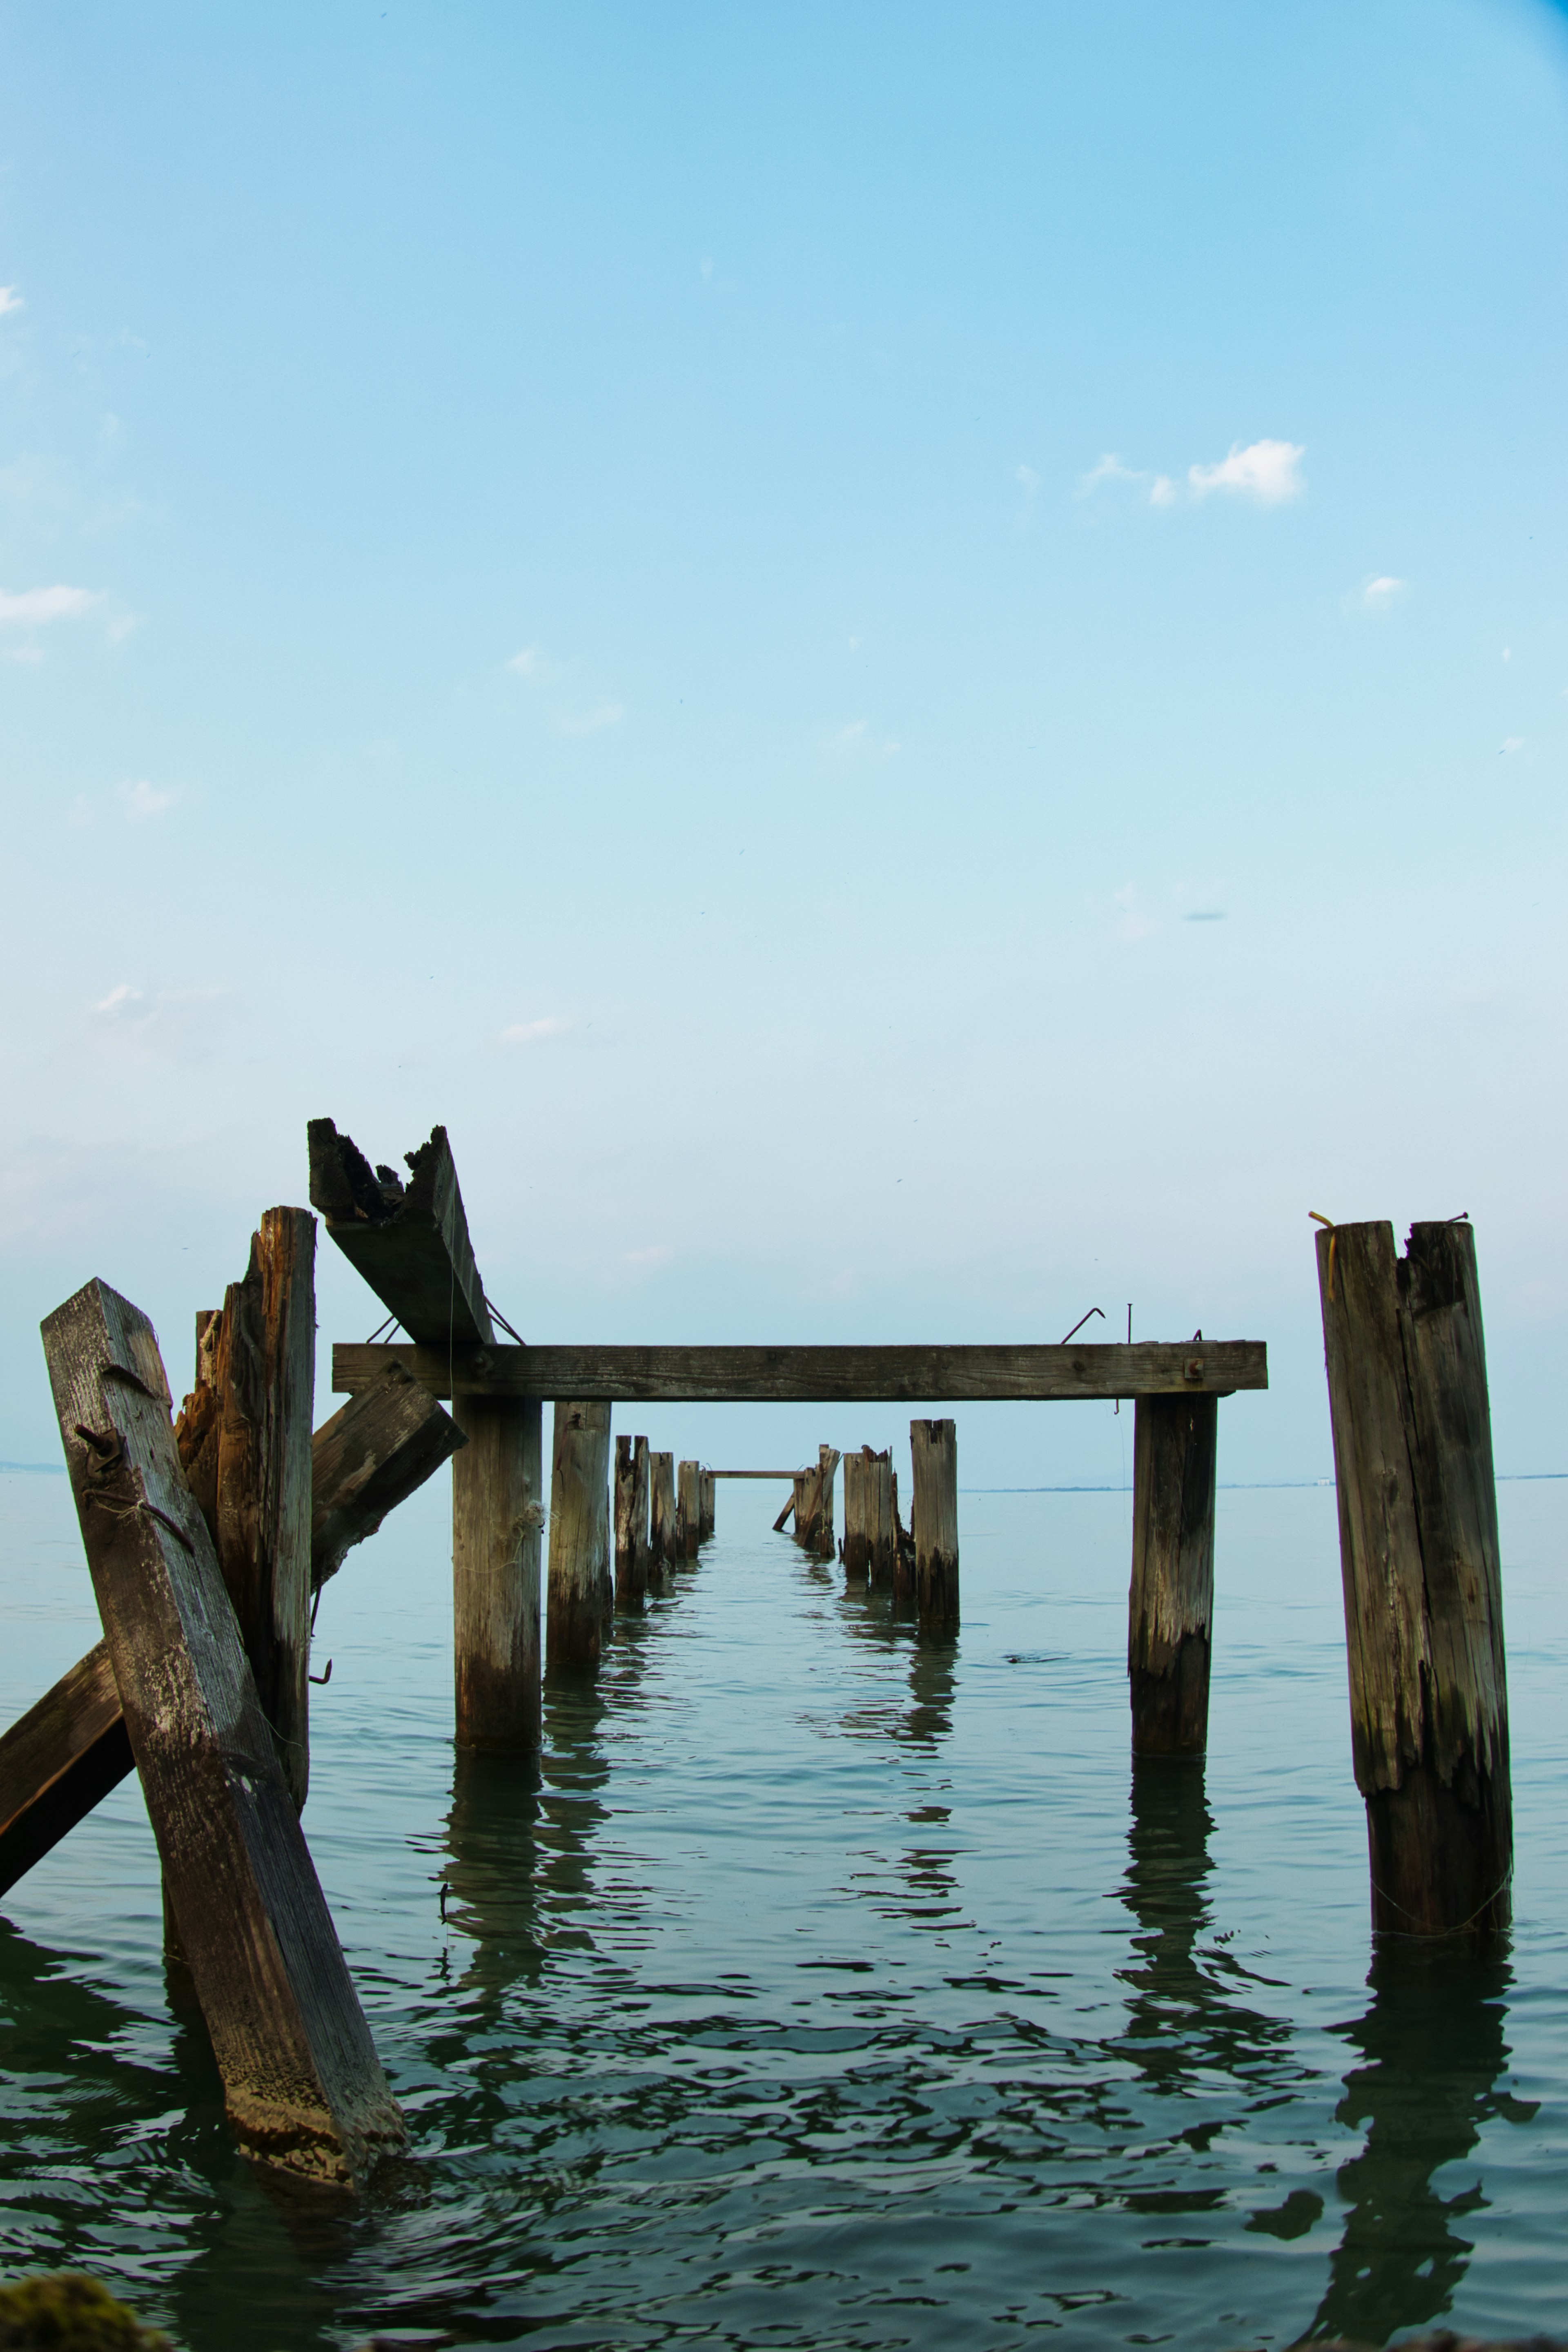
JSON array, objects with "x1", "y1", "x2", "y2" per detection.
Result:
[
  {"x1": 1309, "y1": 1947, "x2": 1535, "y2": 2346},
  {"x1": 896, "y1": 1640, "x2": 964, "y2": 1932}
]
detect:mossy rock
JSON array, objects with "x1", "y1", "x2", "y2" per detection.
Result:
[{"x1": 0, "y1": 2273, "x2": 170, "y2": 2350}]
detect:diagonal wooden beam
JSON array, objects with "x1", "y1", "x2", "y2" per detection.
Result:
[
  {"x1": 308, "y1": 1119, "x2": 494, "y2": 1348},
  {"x1": 0, "y1": 1367, "x2": 464, "y2": 1902},
  {"x1": 332, "y1": 1338, "x2": 1268, "y2": 1404}
]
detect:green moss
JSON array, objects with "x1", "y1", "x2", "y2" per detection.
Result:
[{"x1": 0, "y1": 2273, "x2": 171, "y2": 2350}]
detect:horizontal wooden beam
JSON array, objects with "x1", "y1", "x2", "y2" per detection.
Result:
[{"x1": 333, "y1": 1339, "x2": 1267, "y2": 1404}]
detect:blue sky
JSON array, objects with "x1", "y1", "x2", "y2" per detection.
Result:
[{"x1": 2, "y1": 0, "x2": 1566, "y2": 1487}]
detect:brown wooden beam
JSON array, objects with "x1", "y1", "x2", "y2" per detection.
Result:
[
  {"x1": 309, "y1": 1119, "x2": 494, "y2": 1348},
  {"x1": 332, "y1": 1338, "x2": 1267, "y2": 1403}
]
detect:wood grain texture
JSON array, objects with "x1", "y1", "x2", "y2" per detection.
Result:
[
  {"x1": 772, "y1": 1486, "x2": 797, "y2": 1534},
  {"x1": 1317, "y1": 1220, "x2": 1511, "y2": 1935},
  {"x1": 649, "y1": 1450, "x2": 677, "y2": 1569},
  {"x1": 174, "y1": 1210, "x2": 315, "y2": 1812},
  {"x1": 614, "y1": 1434, "x2": 644, "y2": 1610},
  {"x1": 1127, "y1": 1395, "x2": 1216, "y2": 1758},
  {"x1": 1, "y1": 1373, "x2": 464, "y2": 1895},
  {"x1": 677, "y1": 1460, "x2": 700, "y2": 1559},
  {"x1": 911, "y1": 1419, "x2": 958, "y2": 1631},
  {"x1": 795, "y1": 1446, "x2": 839, "y2": 1557},
  {"x1": 547, "y1": 1401, "x2": 612, "y2": 1669},
  {"x1": 42, "y1": 1277, "x2": 403, "y2": 2183},
  {"x1": 891, "y1": 1469, "x2": 914, "y2": 1610},
  {"x1": 453, "y1": 1396, "x2": 542, "y2": 1750},
  {"x1": 0, "y1": 1643, "x2": 132, "y2": 1897},
  {"x1": 842, "y1": 1447, "x2": 894, "y2": 1585},
  {"x1": 332, "y1": 1339, "x2": 1267, "y2": 1403},
  {"x1": 631, "y1": 1436, "x2": 650, "y2": 1603},
  {"x1": 699, "y1": 1468, "x2": 715, "y2": 1540},
  {"x1": 309, "y1": 1119, "x2": 494, "y2": 1349}
]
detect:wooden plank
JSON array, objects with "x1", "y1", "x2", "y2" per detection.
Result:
[
  {"x1": 0, "y1": 1644, "x2": 133, "y2": 1898},
  {"x1": 175, "y1": 1209, "x2": 315, "y2": 1811},
  {"x1": 453, "y1": 1396, "x2": 542, "y2": 1750},
  {"x1": 1317, "y1": 1219, "x2": 1511, "y2": 1936},
  {"x1": 911, "y1": 1419, "x2": 958, "y2": 1630},
  {"x1": 41, "y1": 1277, "x2": 403, "y2": 2183},
  {"x1": 308, "y1": 1119, "x2": 494, "y2": 1349},
  {"x1": 0, "y1": 1369, "x2": 466, "y2": 1897},
  {"x1": 547, "y1": 1401, "x2": 612, "y2": 1668},
  {"x1": 332, "y1": 1338, "x2": 1266, "y2": 1403},
  {"x1": 1127, "y1": 1396, "x2": 1217, "y2": 1758}
]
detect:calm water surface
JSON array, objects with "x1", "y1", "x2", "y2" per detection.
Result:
[{"x1": 1, "y1": 1466, "x2": 1566, "y2": 2350}]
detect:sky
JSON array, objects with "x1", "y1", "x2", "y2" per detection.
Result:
[{"x1": 2, "y1": 0, "x2": 1567, "y2": 1491}]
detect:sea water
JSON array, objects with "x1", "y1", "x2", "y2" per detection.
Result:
[{"x1": 0, "y1": 1466, "x2": 1564, "y2": 2351}]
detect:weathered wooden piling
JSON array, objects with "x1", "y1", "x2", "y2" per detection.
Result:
[
  {"x1": 842, "y1": 1445, "x2": 894, "y2": 1583},
  {"x1": 453, "y1": 1396, "x2": 543, "y2": 1748},
  {"x1": 1316, "y1": 1219, "x2": 1511, "y2": 1937},
  {"x1": 548, "y1": 1400, "x2": 613, "y2": 1669},
  {"x1": 614, "y1": 1433, "x2": 651, "y2": 1608},
  {"x1": 677, "y1": 1459, "x2": 701, "y2": 1559},
  {"x1": 174, "y1": 1210, "x2": 315, "y2": 1811},
  {"x1": 310, "y1": 1363, "x2": 468, "y2": 1594},
  {"x1": 1127, "y1": 1395, "x2": 1217, "y2": 1758},
  {"x1": 891, "y1": 1468, "x2": 915, "y2": 1612},
  {"x1": 649, "y1": 1449, "x2": 677, "y2": 1569},
  {"x1": 794, "y1": 1445, "x2": 840, "y2": 1556},
  {"x1": 699, "y1": 1467, "x2": 715, "y2": 1541},
  {"x1": 910, "y1": 1419, "x2": 959, "y2": 1631},
  {"x1": 42, "y1": 1278, "x2": 404, "y2": 2184}
]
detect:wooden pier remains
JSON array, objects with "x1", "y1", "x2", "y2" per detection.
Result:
[
  {"x1": 677, "y1": 1458, "x2": 701, "y2": 1558},
  {"x1": 614, "y1": 1434, "x2": 650, "y2": 1608},
  {"x1": 649, "y1": 1449, "x2": 678, "y2": 1570},
  {"x1": 548, "y1": 1401, "x2": 612, "y2": 1670},
  {"x1": 41, "y1": 1279, "x2": 404, "y2": 2184},
  {"x1": 910, "y1": 1420, "x2": 959, "y2": 1631},
  {"x1": 1316, "y1": 1219, "x2": 1511, "y2": 1937},
  {"x1": 1127, "y1": 1396, "x2": 1217, "y2": 1758},
  {"x1": 842, "y1": 1447, "x2": 895, "y2": 1584}
]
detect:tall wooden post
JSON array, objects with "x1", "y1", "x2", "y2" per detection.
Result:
[
  {"x1": 175, "y1": 1209, "x2": 315, "y2": 1811},
  {"x1": 1317, "y1": 1219, "x2": 1511, "y2": 1937},
  {"x1": 614, "y1": 1433, "x2": 646, "y2": 1611},
  {"x1": 910, "y1": 1419, "x2": 959, "y2": 1631},
  {"x1": 632, "y1": 1436, "x2": 650, "y2": 1600},
  {"x1": 677, "y1": 1459, "x2": 701, "y2": 1559},
  {"x1": 891, "y1": 1468, "x2": 915, "y2": 1613},
  {"x1": 790, "y1": 1470, "x2": 807, "y2": 1542},
  {"x1": 843, "y1": 1445, "x2": 893, "y2": 1583},
  {"x1": 1127, "y1": 1396, "x2": 1217, "y2": 1758},
  {"x1": 548, "y1": 1400, "x2": 612, "y2": 1670},
  {"x1": 699, "y1": 1467, "x2": 715, "y2": 1541},
  {"x1": 452, "y1": 1397, "x2": 542, "y2": 1750},
  {"x1": 649, "y1": 1449, "x2": 677, "y2": 1571},
  {"x1": 842, "y1": 1450, "x2": 868, "y2": 1577}
]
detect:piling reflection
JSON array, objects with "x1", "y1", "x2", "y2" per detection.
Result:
[
  {"x1": 1114, "y1": 1763, "x2": 1294, "y2": 2105},
  {"x1": 894, "y1": 1640, "x2": 964, "y2": 1931},
  {"x1": 1308, "y1": 1946, "x2": 1534, "y2": 2346}
]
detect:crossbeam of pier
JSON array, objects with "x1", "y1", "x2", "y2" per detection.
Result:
[{"x1": 332, "y1": 1340, "x2": 1267, "y2": 1403}]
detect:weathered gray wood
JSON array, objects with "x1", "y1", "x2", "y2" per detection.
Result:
[
  {"x1": 677, "y1": 1460, "x2": 701, "y2": 1559},
  {"x1": 41, "y1": 1277, "x2": 403, "y2": 2183},
  {"x1": 453, "y1": 1396, "x2": 542, "y2": 1749},
  {"x1": 911, "y1": 1419, "x2": 959, "y2": 1631},
  {"x1": 309, "y1": 1119, "x2": 494, "y2": 1349},
  {"x1": 891, "y1": 1468, "x2": 914, "y2": 1610},
  {"x1": 631, "y1": 1436, "x2": 650, "y2": 1602},
  {"x1": 699, "y1": 1467, "x2": 715, "y2": 1540},
  {"x1": 842, "y1": 1446, "x2": 894, "y2": 1583},
  {"x1": 174, "y1": 1209, "x2": 315, "y2": 1812},
  {"x1": 614, "y1": 1433, "x2": 644, "y2": 1610},
  {"x1": 649, "y1": 1449, "x2": 677, "y2": 1569},
  {"x1": 1318, "y1": 1220, "x2": 1511, "y2": 1936},
  {"x1": 332, "y1": 1338, "x2": 1267, "y2": 1403},
  {"x1": 547, "y1": 1401, "x2": 612, "y2": 1668},
  {"x1": 311, "y1": 1364, "x2": 467, "y2": 1591},
  {"x1": 0, "y1": 1643, "x2": 132, "y2": 1897},
  {"x1": 795, "y1": 1445, "x2": 840, "y2": 1556},
  {"x1": 1, "y1": 1372, "x2": 466, "y2": 1895},
  {"x1": 1127, "y1": 1396, "x2": 1216, "y2": 1758}
]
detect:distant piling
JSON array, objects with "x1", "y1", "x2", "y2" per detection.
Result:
[{"x1": 547, "y1": 1401, "x2": 613, "y2": 1670}]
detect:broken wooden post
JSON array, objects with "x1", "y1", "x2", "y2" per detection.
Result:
[
  {"x1": 1316, "y1": 1219, "x2": 1511, "y2": 1937},
  {"x1": 649, "y1": 1449, "x2": 677, "y2": 1570},
  {"x1": 699, "y1": 1467, "x2": 715, "y2": 1541},
  {"x1": 842, "y1": 1446, "x2": 893, "y2": 1582},
  {"x1": 0, "y1": 1367, "x2": 465, "y2": 1896},
  {"x1": 795, "y1": 1445, "x2": 839, "y2": 1556},
  {"x1": 614, "y1": 1433, "x2": 648, "y2": 1610},
  {"x1": 1127, "y1": 1395, "x2": 1217, "y2": 1758},
  {"x1": 174, "y1": 1210, "x2": 315, "y2": 1812},
  {"x1": 42, "y1": 1278, "x2": 403, "y2": 2184},
  {"x1": 677, "y1": 1459, "x2": 701, "y2": 1559},
  {"x1": 453, "y1": 1395, "x2": 543, "y2": 1749},
  {"x1": 910, "y1": 1418, "x2": 959, "y2": 1630},
  {"x1": 891, "y1": 1468, "x2": 915, "y2": 1610},
  {"x1": 548, "y1": 1400, "x2": 612, "y2": 1669}
]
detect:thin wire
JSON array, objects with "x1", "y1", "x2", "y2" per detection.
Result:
[
  {"x1": 483, "y1": 1293, "x2": 526, "y2": 1346},
  {"x1": 1371, "y1": 1864, "x2": 1513, "y2": 1938}
]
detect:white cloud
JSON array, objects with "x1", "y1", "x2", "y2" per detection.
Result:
[
  {"x1": 118, "y1": 779, "x2": 174, "y2": 820},
  {"x1": 823, "y1": 718, "x2": 899, "y2": 765},
  {"x1": 5, "y1": 645, "x2": 42, "y2": 665},
  {"x1": 500, "y1": 1015, "x2": 570, "y2": 1044},
  {"x1": 93, "y1": 983, "x2": 142, "y2": 1014},
  {"x1": 1080, "y1": 453, "x2": 1143, "y2": 494},
  {"x1": 1501, "y1": 737, "x2": 1524, "y2": 755},
  {"x1": 1149, "y1": 475, "x2": 1177, "y2": 507},
  {"x1": 506, "y1": 644, "x2": 552, "y2": 680},
  {"x1": 0, "y1": 584, "x2": 98, "y2": 625},
  {"x1": 1188, "y1": 438, "x2": 1305, "y2": 504},
  {"x1": 1360, "y1": 575, "x2": 1405, "y2": 610},
  {"x1": 623, "y1": 1244, "x2": 673, "y2": 1266},
  {"x1": 0, "y1": 288, "x2": 22, "y2": 318},
  {"x1": 555, "y1": 702, "x2": 623, "y2": 736},
  {"x1": 1114, "y1": 883, "x2": 1157, "y2": 942},
  {"x1": 107, "y1": 613, "x2": 141, "y2": 645}
]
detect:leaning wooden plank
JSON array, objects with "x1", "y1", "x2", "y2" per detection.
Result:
[
  {"x1": 0, "y1": 1644, "x2": 132, "y2": 1898},
  {"x1": 41, "y1": 1277, "x2": 404, "y2": 2185},
  {"x1": 334, "y1": 1338, "x2": 1267, "y2": 1403},
  {"x1": 308, "y1": 1119, "x2": 494, "y2": 1348},
  {"x1": 0, "y1": 1368, "x2": 465, "y2": 1898}
]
